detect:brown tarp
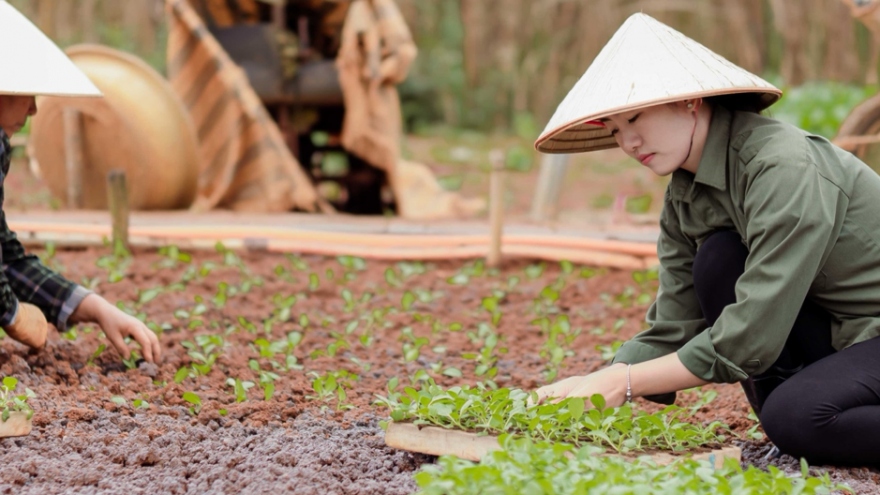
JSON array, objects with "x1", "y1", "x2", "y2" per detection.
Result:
[
  {"x1": 337, "y1": 0, "x2": 485, "y2": 219},
  {"x1": 165, "y1": 0, "x2": 326, "y2": 213}
]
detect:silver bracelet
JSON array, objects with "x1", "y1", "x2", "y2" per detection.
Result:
[{"x1": 625, "y1": 364, "x2": 633, "y2": 403}]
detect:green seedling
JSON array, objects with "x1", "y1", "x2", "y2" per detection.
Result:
[
  {"x1": 349, "y1": 356, "x2": 372, "y2": 373},
  {"x1": 260, "y1": 370, "x2": 280, "y2": 401},
  {"x1": 524, "y1": 262, "x2": 545, "y2": 279},
  {"x1": 308, "y1": 273, "x2": 321, "y2": 291},
  {"x1": 86, "y1": 343, "x2": 107, "y2": 366},
  {"x1": 632, "y1": 267, "x2": 659, "y2": 284},
  {"x1": 177, "y1": 334, "x2": 226, "y2": 379},
  {"x1": 384, "y1": 267, "x2": 403, "y2": 287},
  {"x1": 595, "y1": 340, "x2": 624, "y2": 362},
  {"x1": 530, "y1": 277, "x2": 566, "y2": 316},
  {"x1": 337, "y1": 255, "x2": 367, "y2": 272},
  {"x1": 38, "y1": 242, "x2": 65, "y2": 273},
  {"x1": 285, "y1": 253, "x2": 309, "y2": 271},
  {"x1": 341, "y1": 288, "x2": 356, "y2": 312},
  {"x1": 251, "y1": 331, "x2": 303, "y2": 371},
  {"x1": 579, "y1": 267, "x2": 598, "y2": 279},
  {"x1": 214, "y1": 241, "x2": 241, "y2": 267},
  {"x1": 226, "y1": 377, "x2": 255, "y2": 403},
  {"x1": 213, "y1": 282, "x2": 229, "y2": 308},
  {"x1": 0, "y1": 377, "x2": 34, "y2": 421},
  {"x1": 533, "y1": 314, "x2": 580, "y2": 381},
  {"x1": 401, "y1": 290, "x2": 416, "y2": 311},
  {"x1": 480, "y1": 295, "x2": 503, "y2": 326},
  {"x1": 745, "y1": 408, "x2": 764, "y2": 441},
  {"x1": 462, "y1": 323, "x2": 503, "y2": 379},
  {"x1": 271, "y1": 293, "x2": 298, "y2": 322},
  {"x1": 400, "y1": 326, "x2": 430, "y2": 363},
  {"x1": 685, "y1": 387, "x2": 718, "y2": 415},
  {"x1": 413, "y1": 288, "x2": 443, "y2": 304},
  {"x1": 396, "y1": 261, "x2": 428, "y2": 278},
  {"x1": 559, "y1": 259, "x2": 575, "y2": 274},
  {"x1": 377, "y1": 381, "x2": 729, "y2": 454},
  {"x1": 415, "y1": 434, "x2": 851, "y2": 495},
  {"x1": 307, "y1": 370, "x2": 358, "y2": 411},
  {"x1": 122, "y1": 349, "x2": 142, "y2": 370},
  {"x1": 182, "y1": 391, "x2": 202, "y2": 415},
  {"x1": 156, "y1": 245, "x2": 192, "y2": 268},
  {"x1": 273, "y1": 263, "x2": 297, "y2": 283}
]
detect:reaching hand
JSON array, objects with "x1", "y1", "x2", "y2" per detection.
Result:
[
  {"x1": 533, "y1": 364, "x2": 628, "y2": 406},
  {"x1": 72, "y1": 294, "x2": 161, "y2": 363}
]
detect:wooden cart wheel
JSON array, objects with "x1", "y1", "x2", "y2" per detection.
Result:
[{"x1": 835, "y1": 92, "x2": 880, "y2": 173}]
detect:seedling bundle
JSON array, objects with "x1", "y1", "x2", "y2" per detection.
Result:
[
  {"x1": 0, "y1": 376, "x2": 35, "y2": 438},
  {"x1": 378, "y1": 381, "x2": 739, "y2": 466}
]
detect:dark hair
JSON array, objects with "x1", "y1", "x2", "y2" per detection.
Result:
[{"x1": 705, "y1": 93, "x2": 767, "y2": 114}]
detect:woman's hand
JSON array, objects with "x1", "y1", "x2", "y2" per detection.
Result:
[
  {"x1": 534, "y1": 363, "x2": 628, "y2": 406},
  {"x1": 71, "y1": 294, "x2": 161, "y2": 363}
]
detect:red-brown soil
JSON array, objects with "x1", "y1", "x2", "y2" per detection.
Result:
[{"x1": 0, "y1": 246, "x2": 877, "y2": 494}]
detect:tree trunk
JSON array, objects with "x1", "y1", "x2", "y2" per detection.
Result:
[
  {"x1": 823, "y1": 0, "x2": 861, "y2": 82},
  {"x1": 37, "y1": 0, "x2": 57, "y2": 39}
]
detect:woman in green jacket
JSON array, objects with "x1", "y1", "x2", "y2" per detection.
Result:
[{"x1": 535, "y1": 13, "x2": 880, "y2": 467}]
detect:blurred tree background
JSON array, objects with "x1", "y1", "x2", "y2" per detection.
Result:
[{"x1": 8, "y1": 0, "x2": 879, "y2": 138}]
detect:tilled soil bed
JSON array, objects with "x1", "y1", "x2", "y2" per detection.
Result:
[{"x1": 0, "y1": 246, "x2": 877, "y2": 494}]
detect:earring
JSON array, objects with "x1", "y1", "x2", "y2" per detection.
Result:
[{"x1": 687, "y1": 102, "x2": 694, "y2": 109}]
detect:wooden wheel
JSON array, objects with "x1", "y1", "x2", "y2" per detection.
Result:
[{"x1": 835, "y1": 92, "x2": 880, "y2": 173}]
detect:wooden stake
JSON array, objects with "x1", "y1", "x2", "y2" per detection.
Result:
[
  {"x1": 63, "y1": 108, "x2": 84, "y2": 209},
  {"x1": 529, "y1": 153, "x2": 569, "y2": 222},
  {"x1": 106, "y1": 170, "x2": 129, "y2": 254},
  {"x1": 487, "y1": 149, "x2": 505, "y2": 268}
]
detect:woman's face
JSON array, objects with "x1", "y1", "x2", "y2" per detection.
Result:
[
  {"x1": 603, "y1": 101, "x2": 698, "y2": 176},
  {"x1": 0, "y1": 95, "x2": 37, "y2": 136}
]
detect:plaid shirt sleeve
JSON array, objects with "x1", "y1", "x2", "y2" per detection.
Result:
[{"x1": 0, "y1": 130, "x2": 91, "y2": 331}]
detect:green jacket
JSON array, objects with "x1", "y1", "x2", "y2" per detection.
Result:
[{"x1": 612, "y1": 106, "x2": 880, "y2": 384}]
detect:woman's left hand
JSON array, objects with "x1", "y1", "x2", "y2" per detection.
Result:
[{"x1": 534, "y1": 364, "x2": 628, "y2": 406}]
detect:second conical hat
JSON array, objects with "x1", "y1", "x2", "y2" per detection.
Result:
[
  {"x1": 535, "y1": 13, "x2": 781, "y2": 154},
  {"x1": 0, "y1": 1, "x2": 101, "y2": 97}
]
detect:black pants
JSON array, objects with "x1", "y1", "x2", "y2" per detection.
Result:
[{"x1": 693, "y1": 231, "x2": 880, "y2": 466}]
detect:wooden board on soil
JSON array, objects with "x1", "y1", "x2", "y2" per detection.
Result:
[
  {"x1": 384, "y1": 422, "x2": 741, "y2": 468},
  {"x1": 0, "y1": 412, "x2": 33, "y2": 438}
]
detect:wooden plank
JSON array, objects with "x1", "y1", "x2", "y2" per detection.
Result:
[
  {"x1": 0, "y1": 412, "x2": 33, "y2": 438},
  {"x1": 3, "y1": 210, "x2": 662, "y2": 243},
  {"x1": 385, "y1": 422, "x2": 500, "y2": 461},
  {"x1": 384, "y1": 422, "x2": 741, "y2": 468}
]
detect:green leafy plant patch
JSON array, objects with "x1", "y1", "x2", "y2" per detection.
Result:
[
  {"x1": 0, "y1": 376, "x2": 34, "y2": 422},
  {"x1": 376, "y1": 381, "x2": 728, "y2": 453},
  {"x1": 414, "y1": 435, "x2": 851, "y2": 495}
]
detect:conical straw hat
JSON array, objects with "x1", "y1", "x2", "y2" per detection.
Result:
[
  {"x1": 0, "y1": 1, "x2": 101, "y2": 97},
  {"x1": 535, "y1": 13, "x2": 781, "y2": 154}
]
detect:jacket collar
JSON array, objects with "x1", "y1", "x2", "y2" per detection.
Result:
[{"x1": 669, "y1": 105, "x2": 732, "y2": 202}]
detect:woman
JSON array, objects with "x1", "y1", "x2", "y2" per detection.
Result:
[
  {"x1": 0, "y1": 2, "x2": 160, "y2": 363},
  {"x1": 534, "y1": 13, "x2": 880, "y2": 467}
]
